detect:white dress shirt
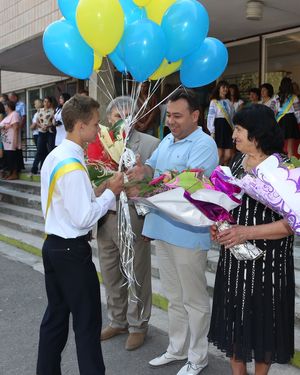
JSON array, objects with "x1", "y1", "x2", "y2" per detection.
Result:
[{"x1": 41, "y1": 139, "x2": 115, "y2": 239}]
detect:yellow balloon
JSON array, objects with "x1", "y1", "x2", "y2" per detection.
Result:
[
  {"x1": 93, "y1": 53, "x2": 103, "y2": 72},
  {"x1": 133, "y1": 0, "x2": 151, "y2": 6},
  {"x1": 145, "y1": 0, "x2": 177, "y2": 25},
  {"x1": 76, "y1": 0, "x2": 124, "y2": 56},
  {"x1": 150, "y1": 59, "x2": 182, "y2": 80}
]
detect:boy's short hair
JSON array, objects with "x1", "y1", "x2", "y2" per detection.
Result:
[{"x1": 62, "y1": 94, "x2": 100, "y2": 132}]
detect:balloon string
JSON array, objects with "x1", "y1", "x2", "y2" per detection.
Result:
[
  {"x1": 96, "y1": 58, "x2": 116, "y2": 97},
  {"x1": 132, "y1": 83, "x2": 183, "y2": 126},
  {"x1": 89, "y1": 74, "x2": 114, "y2": 103},
  {"x1": 130, "y1": 80, "x2": 160, "y2": 125}
]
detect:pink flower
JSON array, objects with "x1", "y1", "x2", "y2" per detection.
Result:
[{"x1": 149, "y1": 175, "x2": 166, "y2": 185}]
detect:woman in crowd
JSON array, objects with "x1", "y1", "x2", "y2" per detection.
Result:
[
  {"x1": 208, "y1": 104, "x2": 294, "y2": 375},
  {"x1": 248, "y1": 87, "x2": 261, "y2": 105},
  {"x1": 30, "y1": 99, "x2": 43, "y2": 146},
  {"x1": 53, "y1": 93, "x2": 70, "y2": 146},
  {"x1": 0, "y1": 101, "x2": 21, "y2": 180},
  {"x1": 275, "y1": 77, "x2": 300, "y2": 157},
  {"x1": 259, "y1": 83, "x2": 276, "y2": 113},
  {"x1": 207, "y1": 80, "x2": 235, "y2": 165},
  {"x1": 229, "y1": 84, "x2": 244, "y2": 113},
  {"x1": 30, "y1": 96, "x2": 54, "y2": 175}
]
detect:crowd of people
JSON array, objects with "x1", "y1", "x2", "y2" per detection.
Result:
[
  {"x1": 0, "y1": 90, "x2": 88, "y2": 180},
  {"x1": 0, "y1": 76, "x2": 299, "y2": 181}
]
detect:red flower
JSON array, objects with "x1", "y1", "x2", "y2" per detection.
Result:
[{"x1": 109, "y1": 130, "x2": 115, "y2": 142}]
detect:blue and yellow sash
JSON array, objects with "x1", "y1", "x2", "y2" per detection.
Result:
[
  {"x1": 213, "y1": 99, "x2": 234, "y2": 130},
  {"x1": 276, "y1": 95, "x2": 297, "y2": 123},
  {"x1": 46, "y1": 157, "x2": 87, "y2": 218}
]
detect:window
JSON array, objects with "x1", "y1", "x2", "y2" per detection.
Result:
[
  {"x1": 263, "y1": 28, "x2": 300, "y2": 93},
  {"x1": 223, "y1": 38, "x2": 260, "y2": 101}
]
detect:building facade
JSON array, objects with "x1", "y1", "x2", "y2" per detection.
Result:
[{"x1": 0, "y1": 0, "x2": 300, "y2": 161}]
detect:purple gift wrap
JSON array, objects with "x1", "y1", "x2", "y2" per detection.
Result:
[{"x1": 232, "y1": 154, "x2": 300, "y2": 235}]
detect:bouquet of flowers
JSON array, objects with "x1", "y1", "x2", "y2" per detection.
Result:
[
  {"x1": 227, "y1": 153, "x2": 300, "y2": 236},
  {"x1": 131, "y1": 167, "x2": 270, "y2": 261},
  {"x1": 86, "y1": 119, "x2": 126, "y2": 171},
  {"x1": 86, "y1": 119, "x2": 136, "y2": 186},
  {"x1": 130, "y1": 168, "x2": 242, "y2": 228}
]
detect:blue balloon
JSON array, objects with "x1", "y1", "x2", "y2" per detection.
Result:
[
  {"x1": 180, "y1": 37, "x2": 228, "y2": 88},
  {"x1": 109, "y1": 45, "x2": 127, "y2": 73},
  {"x1": 119, "y1": 0, "x2": 146, "y2": 26},
  {"x1": 43, "y1": 19, "x2": 94, "y2": 79},
  {"x1": 123, "y1": 19, "x2": 166, "y2": 82},
  {"x1": 58, "y1": 0, "x2": 79, "y2": 24},
  {"x1": 109, "y1": 0, "x2": 146, "y2": 73},
  {"x1": 162, "y1": 0, "x2": 209, "y2": 62}
]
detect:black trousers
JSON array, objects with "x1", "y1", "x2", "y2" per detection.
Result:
[
  {"x1": 31, "y1": 132, "x2": 55, "y2": 174},
  {"x1": 37, "y1": 235, "x2": 105, "y2": 375}
]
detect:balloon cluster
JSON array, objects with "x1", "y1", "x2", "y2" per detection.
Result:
[{"x1": 43, "y1": 0, "x2": 228, "y2": 88}]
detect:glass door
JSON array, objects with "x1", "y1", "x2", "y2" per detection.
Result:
[
  {"x1": 223, "y1": 37, "x2": 260, "y2": 104},
  {"x1": 262, "y1": 27, "x2": 300, "y2": 93}
]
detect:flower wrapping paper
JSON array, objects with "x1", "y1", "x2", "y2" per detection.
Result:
[{"x1": 231, "y1": 154, "x2": 300, "y2": 235}]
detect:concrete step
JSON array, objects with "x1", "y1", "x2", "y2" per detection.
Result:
[
  {"x1": 0, "y1": 212, "x2": 45, "y2": 238},
  {"x1": 1, "y1": 202, "x2": 44, "y2": 224},
  {"x1": 0, "y1": 223, "x2": 44, "y2": 252},
  {"x1": 0, "y1": 179, "x2": 40, "y2": 195},
  {"x1": 0, "y1": 186, "x2": 41, "y2": 210}
]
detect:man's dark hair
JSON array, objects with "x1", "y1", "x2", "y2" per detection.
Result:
[
  {"x1": 62, "y1": 94, "x2": 100, "y2": 132},
  {"x1": 168, "y1": 88, "x2": 200, "y2": 112},
  {"x1": 233, "y1": 104, "x2": 284, "y2": 155}
]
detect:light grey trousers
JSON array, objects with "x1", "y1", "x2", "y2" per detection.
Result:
[
  {"x1": 97, "y1": 208, "x2": 151, "y2": 333},
  {"x1": 154, "y1": 240, "x2": 210, "y2": 365}
]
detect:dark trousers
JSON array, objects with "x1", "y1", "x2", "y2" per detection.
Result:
[
  {"x1": 31, "y1": 133, "x2": 49, "y2": 174},
  {"x1": 33, "y1": 134, "x2": 38, "y2": 147},
  {"x1": 37, "y1": 235, "x2": 105, "y2": 375}
]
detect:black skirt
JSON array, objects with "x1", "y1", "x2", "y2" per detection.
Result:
[
  {"x1": 16, "y1": 148, "x2": 25, "y2": 171},
  {"x1": 214, "y1": 118, "x2": 234, "y2": 149},
  {"x1": 3, "y1": 150, "x2": 18, "y2": 172},
  {"x1": 208, "y1": 154, "x2": 295, "y2": 364},
  {"x1": 279, "y1": 113, "x2": 300, "y2": 139}
]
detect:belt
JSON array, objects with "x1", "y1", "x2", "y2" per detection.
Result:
[{"x1": 47, "y1": 230, "x2": 92, "y2": 242}]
